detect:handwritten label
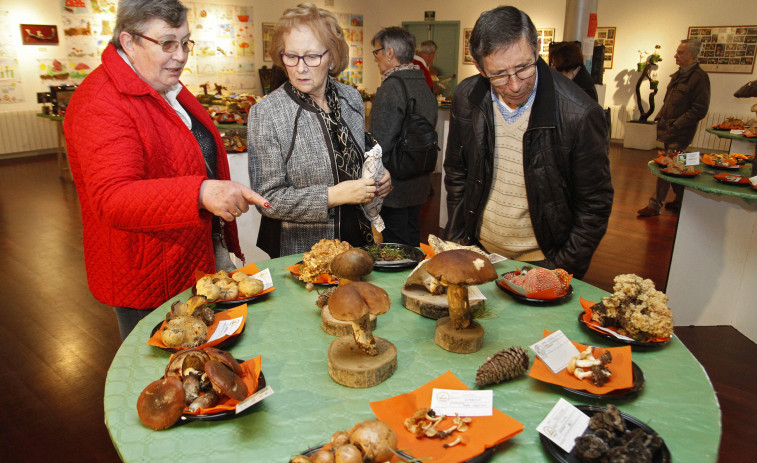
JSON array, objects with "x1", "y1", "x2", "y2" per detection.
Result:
[
  {"x1": 537, "y1": 398, "x2": 590, "y2": 453},
  {"x1": 530, "y1": 330, "x2": 580, "y2": 373},
  {"x1": 207, "y1": 317, "x2": 243, "y2": 342},
  {"x1": 430, "y1": 388, "x2": 493, "y2": 417}
]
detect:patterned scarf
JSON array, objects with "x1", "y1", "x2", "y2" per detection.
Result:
[
  {"x1": 288, "y1": 79, "x2": 372, "y2": 245},
  {"x1": 381, "y1": 63, "x2": 420, "y2": 82}
]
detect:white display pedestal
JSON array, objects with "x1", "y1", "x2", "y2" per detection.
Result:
[
  {"x1": 623, "y1": 121, "x2": 658, "y2": 150},
  {"x1": 226, "y1": 151, "x2": 270, "y2": 265}
]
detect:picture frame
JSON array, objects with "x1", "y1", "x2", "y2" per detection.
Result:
[
  {"x1": 595, "y1": 27, "x2": 616, "y2": 69},
  {"x1": 463, "y1": 28, "x2": 474, "y2": 64},
  {"x1": 20, "y1": 24, "x2": 59, "y2": 45},
  {"x1": 537, "y1": 28, "x2": 555, "y2": 61},
  {"x1": 49, "y1": 84, "x2": 77, "y2": 116},
  {"x1": 688, "y1": 25, "x2": 756, "y2": 73},
  {"x1": 262, "y1": 22, "x2": 275, "y2": 62}
]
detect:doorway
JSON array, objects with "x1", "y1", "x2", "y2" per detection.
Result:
[{"x1": 402, "y1": 21, "x2": 460, "y2": 99}]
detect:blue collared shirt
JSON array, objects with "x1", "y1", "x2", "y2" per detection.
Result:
[{"x1": 491, "y1": 69, "x2": 539, "y2": 124}]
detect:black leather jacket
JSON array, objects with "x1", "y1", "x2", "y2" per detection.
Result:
[{"x1": 443, "y1": 58, "x2": 613, "y2": 278}]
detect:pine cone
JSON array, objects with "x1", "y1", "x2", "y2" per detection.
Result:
[{"x1": 475, "y1": 346, "x2": 530, "y2": 387}]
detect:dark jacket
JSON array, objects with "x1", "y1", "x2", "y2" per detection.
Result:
[
  {"x1": 572, "y1": 65, "x2": 598, "y2": 102},
  {"x1": 443, "y1": 58, "x2": 613, "y2": 278},
  {"x1": 370, "y1": 68, "x2": 438, "y2": 208},
  {"x1": 655, "y1": 63, "x2": 710, "y2": 148}
]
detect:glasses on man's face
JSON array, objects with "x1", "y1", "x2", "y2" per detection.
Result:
[
  {"x1": 280, "y1": 50, "x2": 329, "y2": 67},
  {"x1": 134, "y1": 33, "x2": 194, "y2": 53},
  {"x1": 485, "y1": 61, "x2": 537, "y2": 86},
  {"x1": 372, "y1": 47, "x2": 384, "y2": 58}
]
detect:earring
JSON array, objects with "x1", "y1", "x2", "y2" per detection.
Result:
[{"x1": 329, "y1": 64, "x2": 334, "y2": 70}]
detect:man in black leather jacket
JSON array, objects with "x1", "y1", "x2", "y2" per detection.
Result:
[{"x1": 443, "y1": 6, "x2": 612, "y2": 278}]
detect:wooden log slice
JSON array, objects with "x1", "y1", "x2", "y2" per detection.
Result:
[
  {"x1": 401, "y1": 286, "x2": 485, "y2": 320},
  {"x1": 321, "y1": 305, "x2": 377, "y2": 337},
  {"x1": 434, "y1": 316, "x2": 484, "y2": 354},
  {"x1": 328, "y1": 336, "x2": 397, "y2": 388}
]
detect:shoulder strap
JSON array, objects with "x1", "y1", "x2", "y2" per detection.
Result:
[{"x1": 387, "y1": 75, "x2": 417, "y2": 118}]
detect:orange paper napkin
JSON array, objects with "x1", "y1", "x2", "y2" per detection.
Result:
[
  {"x1": 193, "y1": 262, "x2": 276, "y2": 300},
  {"x1": 370, "y1": 371, "x2": 524, "y2": 463},
  {"x1": 183, "y1": 356, "x2": 262, "y2": 415},
  {"x1": 529, "y1": 330, "x2": 634, "y2": 394},
  {"x1": 420, "y1": 242, "x2": 435, "y2": 258},
  {"x1": 579, "y1": 298, "x2": 671, "y2": 343},
  {"x1": 147, "y1": 304, "x2": 247, "y2": 349},
  {"x1": 285, "y1": 262, "x2": 338, "y2": 284}
]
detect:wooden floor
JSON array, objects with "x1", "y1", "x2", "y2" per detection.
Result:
[{"x1": 0, "y1": 146, "x2": 754, "y2": 462}]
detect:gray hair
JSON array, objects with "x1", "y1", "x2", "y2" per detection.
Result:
[
  {"x1": 680, "y1": 39, "x2": 702, "y2": 57},
  {"x1": 111, "y1": 0, "x2": 189, "y2": 51},
  {"x1": 419, "y1": 40, "x2": 437, "y2": 54},
  {"x1": 372, "y1": 27, "x2": 416, "y2": 64},
  {"x1": 470, "y1": 6, "x2": 538, "y2": 66}
]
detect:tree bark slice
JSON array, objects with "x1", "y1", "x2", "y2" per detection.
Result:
[
  {"x1": 401, "y1": 286, "x2": 484, "y2": 320},
  {"x1": 434, "y1": 317, "x2": 484, "y2": 353},
  {"x1": 321, "y1": 305, "x2": 376, "y2": 337},
  {"x1": 328, "y1": 336, "x2": 397, "y2": 388}
]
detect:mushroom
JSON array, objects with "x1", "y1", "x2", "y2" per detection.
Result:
[
  {"x1": 164, "y1": 348, "x2": 210, "y2": 381},
  {"x1": 330, "y1": 431, "x2": 350, "y2": 449},
  {"x1": 309, "y1": 449, "x2": 335, "y2": 463},
  {"x1": 327, "y1": 282, "x2": 390, "y2": 355},
  {"x1": 330, "y1": 248, "x2": 374, "y2": 285},
  {"x1": 136, "y1": 377, "x2": 186, "y2": 430},
  {"x1": 203, "y1": 346, "x2": 243, "y2": 376},
  {"x1": 425, "y1": 250, "x2": 498, "y2": 329},
  {"x1": 349, "y1": 420, "x2": 398, "y2": 462},
  {"x1": 205, "y1": 359, "x2": 248, "y2": 401},
  {"x1": 403, "y1": 259, "x2": 444, "y2": 294},
  {"x1": 333, "y1": 444, "x2": 362, "y2": 463}
]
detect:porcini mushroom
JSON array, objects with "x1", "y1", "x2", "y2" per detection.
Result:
[
  {"x1": 425, "y1": 250, "x2": 497, "y2": 330},
  {"x1": 205, "y1": 360, "x2": 249, "y2": 401},
  {"x1": 327, "y1": 282, "x2": 390, "y2": 355},
  {"x1": 136, "y1": 377, "x2": 186, "y2": 430},
  {"x1": 330, "y1": 248, "x2": 374, "y2": 285}
]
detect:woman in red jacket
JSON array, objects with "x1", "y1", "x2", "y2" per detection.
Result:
[{"x1": 64, "y1": 0, "x2": 268, "y2": 340}]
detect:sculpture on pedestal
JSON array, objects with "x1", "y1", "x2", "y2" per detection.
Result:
[{"x1": 634, "y1": 46, "x2": 662, "y2": 123}]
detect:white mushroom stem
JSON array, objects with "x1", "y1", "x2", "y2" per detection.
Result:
[
  {"x1": 446, "y1": 283, "x2": 471, "y2": 330},
  {"x1": 444, "y1": 437, "x2": 463, "y2": 448},
  {"x1": 573, "y1": 368, "x2": 593, "y2": 380},
  {"x1": 351, "y1": 312, "x2": 377, "y2": 356}
]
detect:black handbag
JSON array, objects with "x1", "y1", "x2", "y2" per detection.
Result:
[{"x1": 383, "y1": 76, "x2": 439, "y2": 181}]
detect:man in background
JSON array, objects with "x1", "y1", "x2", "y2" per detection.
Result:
[
  {"x1": 413, "y1": 40, "x2": 437, "y2": 91},
  {"x1": 637, "y1": 39, "x2": 710, "y2": 217},
  {"x1": 443, "y1": 5, "x2": 612, "y2": 278}
]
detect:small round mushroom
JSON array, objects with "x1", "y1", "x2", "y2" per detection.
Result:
[
  {"x1": 330, "y1": 248, "x2": 374, "y2": 285},
  {"x1": 349, "y1": 420, "x2": 398, "y2": 462},
  {"x1": 327, "y1": 282, "x2": 391, "y2": 355},
  {"x1": 310, "y1": 448, "x2": 335, "y2": 463},
  {"x1": 425, "y1": 249, "x2": 497, "y2": 329},
  {"x1": 136, "y1": 377, "x2": 186, "y2": 430},
  {"x1": 333, "y1": 444, "x2": 362, "y2": 463},
  {"x1": 205, "y1": 359, "x2": 249, "y2": 401}
]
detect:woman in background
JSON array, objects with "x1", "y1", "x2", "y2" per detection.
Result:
[
  {"x1": 550, "y1": 41, "x2": 598, "y2": 101},
  {"x1": 370, "y1": 27, "x2": 437, "y2": 246},
  {"x1": 247, "y1": 3, "x2": 390, "y2": 258}
]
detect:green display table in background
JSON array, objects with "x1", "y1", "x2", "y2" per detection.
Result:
[{"x1": 104, "y1": 253, "x2": 720, "y2": 462}]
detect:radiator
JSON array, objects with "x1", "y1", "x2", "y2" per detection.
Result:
[
  {"x1": 0, "y1": 110, "x2": 58, "y2": 155},
  {"x1": 606, "y1": 105, "x2": 751, "y2": 151}
]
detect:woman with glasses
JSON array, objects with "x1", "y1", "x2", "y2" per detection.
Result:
[
  {"x1": 63, "y1": 0, "x2": 269, "y2": 341},
  {"x1": 369, "y1": 27, "x2": 437, "y2": 247},
  {"x1": 247, "y1": 3, "x2": 391, "y2": 258}
]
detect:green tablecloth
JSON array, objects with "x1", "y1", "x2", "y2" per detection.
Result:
[
  {"x1": 706, "y1": 127, "x2": 757, "y2": 142},
  {"x1": 104, "y1": 254, "x2": 720, "y2": 462},
  {"x1": 647, "y1": 161, "x2": 757, "y2": 202}
]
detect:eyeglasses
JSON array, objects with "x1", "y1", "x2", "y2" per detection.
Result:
[
  {"x1": 133, "y1": 33, "x2": 194, "y2": 53},
  {"x1": 280, "y1": 50, "x2": 329, "y2": 67},
  {"x1": 372, "y1": 47, "x2": 384, "y2": 57},
  {"x1": 485, "y1": 61, "x2": 537, "y2": 85}
]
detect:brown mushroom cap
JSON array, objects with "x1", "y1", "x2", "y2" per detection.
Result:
[
  {"x1": 327, "y1": 282, "x2": 390, "y2": 322},
  {"x1": 203, "y1": 347, "x2": 243, "y2": 376},
  {"x1": 164, "y1": 348, "x2": 210, "y2": 380},
  {"x1": 349, "y1": 420, "x2": 398, "y2": 462},
  {"x1": 205, "y1": 360, "x2": 249, "y2": 401},
  {"x1": 425, "y1": 249, "x2": 497, "y2": 285},
  {"x1": 136, "y1": 377, "x2": 186, "y2": 430},
  {"x1": 330, "y1": 248, "x2": 374, "y2": 280}
]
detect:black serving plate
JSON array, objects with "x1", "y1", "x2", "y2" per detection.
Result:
[
  {"x1": 540, "y1": 405, "x2": 671, "y2": 463},
  {"x1": 577, "y1": 312, "x2": 671, "y2": 348},
  {"x1": 561, "y1": 362, "x2": 645, "y2": 399},
  {"x1": 301, "y1": 442, "x2": 495, "y2": 462},
  {"x1": 362, "y1": 243, "x2": 426, "y2": 271},
  {"x1": 150, "y1": 320, "x2": 245, "y2": 353},
  {"x1": 496, "y1": 279, "x2": 573, "y2": 305},
  {"x1": 180, "y1": 369, "x2": 266, "y2": 422}
]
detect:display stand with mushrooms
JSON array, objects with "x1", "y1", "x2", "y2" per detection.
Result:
[
  {"x1": 320, "y1": 249, "x2": 377, "y2": 336},
  {"x1": 401, "y1": 259, "x2": 485, "y2": 319},
  {"x1": 425, "y1": 250, "x2": 497, "y2": 353},
  {"x1": 326, "y1": 282, "x2": 397, "y2": 388}
]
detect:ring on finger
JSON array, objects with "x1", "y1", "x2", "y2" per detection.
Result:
[{"x1": 232, "y1": 209, "x2": 241, "y2": 217}]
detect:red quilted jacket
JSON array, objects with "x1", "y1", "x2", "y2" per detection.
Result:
[{"x1": 64, "y1": 44, "x2": 242, "y2": 309}]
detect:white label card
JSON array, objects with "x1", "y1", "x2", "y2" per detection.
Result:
[
  {"x1": 252, "y1": 268, "x2": 273, "y2": 290},
  {"x1": 529, "y1": 330, "x2": 580, "y2": 374},
  {"x1": 677, "y1": 151, "x2": 700, "y2": 165},
  {"x1": 207, "y1": 317, "x2": 243, "y2": 342},
  {"x1": 488, "y1": 253, "x2": 508, "y2": 264},
  {"x1": 429, "y1": 388, "x2": 493, "y2": 417},
  {"x1": 536, "y1": 398, "x2": 590, "y2": 453},
  {"x1": 236, "y1": 386, "x2": 274, "y2": 414},
  {"x1": 468, "y1": 286, "x2": 486, "y2": 302}
]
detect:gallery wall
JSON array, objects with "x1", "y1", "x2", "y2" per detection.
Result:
[{"x1": 2, "y1": 0, "x2": 755, "y2": 120}]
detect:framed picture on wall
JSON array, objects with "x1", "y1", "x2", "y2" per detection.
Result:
[
  {"x1": 595, "y1": 27, "x2": 616, "y2": 69},
  {"x1": 463, "y1": 28, "x2": 474, "y2": 64},
  {"x1": 262, "y1": 22, "x2": 275, "y2": 62},
  {"x1": 20, "y1": 24, "x2": 59, "y2": 45},
  {"x1": 537, "y1": 28, "x2": 555, "y2": 61},
  {"x1": 689, "y1": 25, "x2": 756, "y2": 73}
]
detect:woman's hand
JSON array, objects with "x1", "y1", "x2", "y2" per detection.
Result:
[
  {"x1": 199, "y1": 180, "x2": 270, "y2": 222},
  {"x1": 376, "y1": 169, "x2": 392, "y2": 198},
  {"x1": 327, "y1": 177, "x2": 377, "y2": 207}
]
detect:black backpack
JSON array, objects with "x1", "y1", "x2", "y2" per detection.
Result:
[{"x1": 382, "y1": 76, "x2": 439, "y2": 181}]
